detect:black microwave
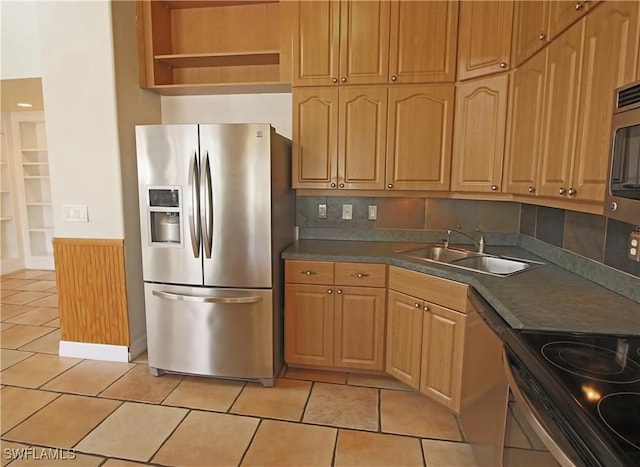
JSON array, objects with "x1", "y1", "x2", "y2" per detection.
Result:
[{"x1": 606, "y1": 80, "x2": 640, "y2": 226}]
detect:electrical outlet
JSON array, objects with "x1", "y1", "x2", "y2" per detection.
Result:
[
  {"x1": 318, "y1": 203, "x2": 327, "y2": 219},
  {"x1": 629, "y1": 232, "x2": 640, "y2": 262},
  {"x1": 368, "y1": 205, "x2": 377, "y2": 220},
  {"x1": 342, "y1": 204, "x2": 352, "y2": 220}
]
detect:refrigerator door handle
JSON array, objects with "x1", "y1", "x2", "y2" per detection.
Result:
[
  {"x1": 200, "y1": 150, "x2": 213, "y2": 259},
  {"x1": 188, "y1": 150, "x2": 201, "y2": 258},
  {"x1": 152, "y1": 290, "x2": 263, "y2": 304}
]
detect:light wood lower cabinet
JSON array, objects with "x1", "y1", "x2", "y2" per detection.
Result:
[
  {"x1": 284, "y1": 260, "x2": 386, "y2": 371},
  {"x1": 386, "y1": 266, "x2": 471, "y2": 412}
]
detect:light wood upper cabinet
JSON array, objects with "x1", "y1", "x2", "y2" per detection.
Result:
[
  {"x1": 548, "y1": 0, "x2": 597, "y2": 40},
  {"x1": 538, "y1": 20, "x2": 585, "y2": 199},
  {"x1": 420, "y1": 303, "x2": 466, "y2": 411},
  {"x1": 451, "y1": 74, "x2": 509, "y2": 193},
  {"x1": 292, "y1": 87, "x2": 338, "y2": 188},
  {"x1": 386, "y1": 85, "x2": 455, "y2": 191},
  {"x1": 293, "y1": 1, "x2": 390, "y2": 86},
  {"x1": 292, "y1": 86, "x2": 387, "y2": 189},
  {"x1": 386, "y1": 290, "x2": 423, "y2": 389},
  {"x1": 572, "y1": 1, "x2": 640, "y2": 203},
  {"x1": 512, "y1": 1, "x2": 550, "y2": 67},
  {"x1": 389, "y1": 1, "x2": 459, "y2": 83},
  {"x1": 338, "y1": 87, "x2": 388, "y2": 190},
  {"x1": 137, "y1": 1, "x2": 288, "y2": 94},
  {"x1": 457, "y1": 1, "x2": 514, "y2": 80},
  {"x1": 504, "y1": 51, "x2": 547, "y2": 196}
]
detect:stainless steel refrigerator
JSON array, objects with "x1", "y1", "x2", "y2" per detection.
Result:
[{"x1": 135, "y1": 124, "x2": 294, "y2": 386}]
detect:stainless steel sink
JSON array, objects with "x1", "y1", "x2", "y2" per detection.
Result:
[
  {"x1": 450, "y1": 255, "x2": 542, "y2": 276},
  {"x1": 396, "y1": 244, "x2": 543, "y2": 277}
]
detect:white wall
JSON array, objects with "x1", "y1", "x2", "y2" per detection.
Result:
[
  {"x1": 37, "y1": 1, "x2": 125, "y2": 238},
  {"x1": 161, "y1": 93, "x2": 293, "y2": 139},
  {"x1": 0, "y1": 1, "x2": 41, "y2": 79}
]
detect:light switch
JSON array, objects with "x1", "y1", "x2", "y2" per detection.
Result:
[
  {"x1": 342, "y1": 204, "x2": 352, "y2": 220},
  {"x1": 63, "y1": 205, "x2": 89, "y2": 222},
  {"x1": 318, "y1": 203, "x2": 327, "y2": 219},
  {"x1": 368, "y1": 205, "x2": 377, "y2": 221}
]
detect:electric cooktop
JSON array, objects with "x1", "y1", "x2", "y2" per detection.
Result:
[{"x1": 506, "y1": 330, "x2": 640, "y2": 466}]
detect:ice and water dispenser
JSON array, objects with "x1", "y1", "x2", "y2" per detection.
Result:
[{"x1": 147, "y1": 188, "x2": 182, "y2": 245}]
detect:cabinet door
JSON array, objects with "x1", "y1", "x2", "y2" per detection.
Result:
[
  {"x1": 420, "y1": 303, "x2": 466, "y2": 412},
  {"x1": 572, "y1": 1, "x2": 639, "y2": 202},
  {"x1": 385, "y1": 290, "x2": 423, "y2": 389},
  {"x1": 548, "y1": 0, "x2": 592, "y2": 40},
  {"x1": 389, "y1": 1, "x2": 459, "y2": 83},
  {"x1": 292, "y1": 87, "x2": 339, "y2": 188},
  {"x1": 538, "y1": 21, "x2": 584, "y2": 199},
  {"x1": 451, "y1": 74, "x2": 509, "y2": 193},
  {"x1": 512, "y1": 1, "x2": 549, "y2": 67},
  {"x1": 339, "y1": 1, "x2": 390, "y2": 85},
  {"x1": 337, "y1": 87, "x2": 387, "y2": 190},
  {"x1": 285, "y1": 283, "x2": 334, "y2": 367},
  {"x1": 386, "y1": 85, "x2": 454, "y2": 191},
  {"x1": 504, "y1": 51, "x2": 547, "y2": 196},
  {"x1": 334, "y1": 286, "x2": 386, "y2": 371},
  {"x1": 293, "y1": 0, "x2": 340, "y2": 86},
  {"x1": 457, "y1": 1, "x2": 514, "y2": 80}
]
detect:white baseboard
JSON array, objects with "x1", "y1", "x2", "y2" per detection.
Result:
[
  {"x1": 128, "y1": 333, "x2": 147, "y2": 361},
  {"x1": 59, "y1": 341, "x2": 129, "y2": 362}
]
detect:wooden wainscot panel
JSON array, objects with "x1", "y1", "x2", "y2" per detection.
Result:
[{"x1": 53, "y1": 238, "x2": 129, "y2": 346}]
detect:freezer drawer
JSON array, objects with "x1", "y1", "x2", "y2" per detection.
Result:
[{"x1": 144, "y1": 283, "x2": 276, "y2": 386}]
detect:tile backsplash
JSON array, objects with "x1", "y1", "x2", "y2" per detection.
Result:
[{"x1": 295, "y1": 196, "x2": 640, "y2": 278}]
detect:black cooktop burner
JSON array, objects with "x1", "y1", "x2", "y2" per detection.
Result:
[
  {"x1": 542, "y1": 341, "x2": 640, "y2": 384},
  {"x1": 597, "y1": 392, "x2": 640, "y2": 451}
]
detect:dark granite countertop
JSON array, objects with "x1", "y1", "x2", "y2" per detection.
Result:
[{"x1": 282, "y1": 239, "x2": 640, "y2": 336}]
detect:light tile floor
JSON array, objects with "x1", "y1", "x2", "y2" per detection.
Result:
[{"x1": 1, "y1": 270, "x2": 558, "y2": 466}]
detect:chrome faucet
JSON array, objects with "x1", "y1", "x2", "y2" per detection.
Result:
[{"x1": 445, "y1": 228, "x2": 485, "y2": 253}]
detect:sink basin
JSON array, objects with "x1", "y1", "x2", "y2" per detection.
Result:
[
  {"x1": 450, "y1": 255, "x2": 541, "y2": 276},
  {"x1": 396, "y1": 244, "x2": 543, "y2": 277},
  {"x1": 401, "y1": 246, "x2": 477, "y2": 263}
]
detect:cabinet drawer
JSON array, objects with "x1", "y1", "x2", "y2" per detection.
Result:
[
  {"x1": 334, "y1": 262, "x2": 386, "y2": 287},
  {"x1": 388, "y1": 266, "x2": 469, "y2": 312},
  {"x1": 285, "y1": 260, "x2": 334, "y2": 285}
]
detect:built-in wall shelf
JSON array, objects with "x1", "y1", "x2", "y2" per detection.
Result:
[{"x1": 137, "y1": 0, "x2": 290, "y2": 93}]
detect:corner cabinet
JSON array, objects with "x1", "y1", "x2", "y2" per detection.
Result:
[
  {"x1": 284, "y1": 260, "x2": 386, "y2": 372},
  {"x1": 136, "y1": 0, "x2": 290, "y2": 94},
  {"x1": 10, "y1": 112, "x2": 54, "y2": 270},
  {"x1": 386, "y1": 266, "x2": 472, "y2": 412},
  {"x1": 451, "y1": 74, "x2": 509, "y2": 193}
]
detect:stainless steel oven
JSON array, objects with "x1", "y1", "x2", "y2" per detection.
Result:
[{"x1": 606, "y1": 80, "x2": 640, "y2": 225}]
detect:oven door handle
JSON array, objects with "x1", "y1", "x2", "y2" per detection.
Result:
[{"x1": 503, "y1": 349, "x2": 577, "y2": 467}]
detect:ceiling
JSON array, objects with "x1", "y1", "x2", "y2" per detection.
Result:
[{"x1": 1, "y1": 78, "x2": 44, "y2": 112}]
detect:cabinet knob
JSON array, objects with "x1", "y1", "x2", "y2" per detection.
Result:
[
  {"x1": 327, "y1": 289, "x2": 333, "y2": 294},
  {"x1": 330, "y1": 182, "x2": 336, "y2": 188},
  {"x1": 387, "y1": 183, "x2": 394, "y2": 189},
  {"x1": 337, "y1": 289, "x2": 342, "y2": 294},
  {"x1": 539, "y1": 33, "x2": 546, "y2": 41},
  {"x1": 341, "y1": 77, "x2": 347, "y2": 83},
  {"x1": 414, "y1": 303, "x2": 420, "y2": 308},
  {"x1": 558, "y1": 187, "x2": 566, "y2": 195},
  {"x1": 528, "y1": 186, "x2": 535, "y2": 193},
  {"x1": 499, "y1": 62, "x2": 507, "y2": 69},
  {"x1": 391, "y1": 75, "x2": 397, "y2": 82},
  {"x1": 568, "y1": 187, "x2": 576, "y2": 196},
  {"x1": 575, "y1": 2, "x2": 583, "y2": 10},
  {"x1": 332, "y1": 78, "x2": 338, "y2": 84},
  {"x1": 423, "y1": 306, "x2": 430, "y2": 312},
  {"x1": 491, "y1": 184, "x2": 498, "y2": 191},
  {"x1": 339, "y1": 183, "x2": 345, "y2": 188}
]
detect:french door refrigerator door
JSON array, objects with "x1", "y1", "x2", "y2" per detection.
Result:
[
  {"x1": 198, "y1": 124, "x2": 273, "y2": 288},
  {"x1": 136, "y1": 124, "x2": 203, "y2": 285},
  {"x1": 144, "y1": 283, "x2": 274, "y2": 384}
]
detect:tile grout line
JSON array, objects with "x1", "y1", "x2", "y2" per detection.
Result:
[
  {"x1": 237, "y1": 417, "x2": 263, "y2": 466},
  {"x1": 144, "y1": 407, "x2": 191, "y2": 465},
  {"x1": 226, "y1": 380, "x2": 248, "y2": 414}
]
